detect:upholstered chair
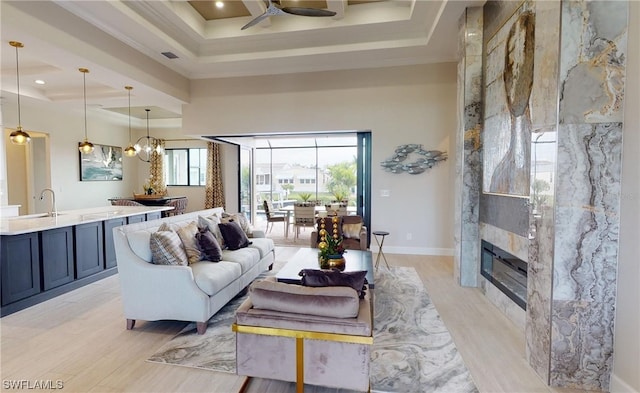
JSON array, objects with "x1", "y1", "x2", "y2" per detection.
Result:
[
  {"x1": 165, "y1": 197, "x2": 188, "y2": 216},
  {"x1": 111, "y1": 199, "x2": 144, "y2": 206},
  {"x1": 293, "y1": 203, "x2": 316, "y2": 239},
  {"x1": 263, "y1": 200, "x2": 288, "y2": 236}
]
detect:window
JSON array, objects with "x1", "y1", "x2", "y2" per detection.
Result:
[
  {"x1": 278, "y1": 178, "x2": 294, "y2": 184},
  {"x1": 164, "y1": 148, "x2": 207, "y2": 186},
  {"x1": 256, "y1": 174, "x2": 270, "y2": 185},
  {"x1": 299, "y1": 178, "x2": 315, "y2": 184}
]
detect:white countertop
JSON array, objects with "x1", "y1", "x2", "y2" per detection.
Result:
[{"x1": 0, "y1": 206, "x2": 172, "y2": 235}]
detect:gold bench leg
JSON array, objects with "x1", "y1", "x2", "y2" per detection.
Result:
[{"x1": 296, "y1": 337, "x2": 304, "y2": 393}]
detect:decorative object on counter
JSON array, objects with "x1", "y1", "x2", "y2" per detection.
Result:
[
  {"x1": 78, "y1": 68, "x2": 95, "y2": 154},
  {"x1": 8, "y1": 41, "x2": 31, "y2": 145},
  {"x1": 380, "y1": 144, "x2": 447, "y2": 174},
  {"x1": 317, "y1": 215, "x2": 346, "y2": 270},
  {"x1": 79, "y1": 144, "x2": 123, "y2": 181},
  {"x1": 135, "y1": 109, "x2": 163, "y2": 162},
  {"x1": 123, "y1": 86, "x2": 137, "y2": 158}
]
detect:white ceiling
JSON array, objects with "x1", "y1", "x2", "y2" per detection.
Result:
[{"x1": 1, "y1": 0, "x2": 484, "y2": 120}]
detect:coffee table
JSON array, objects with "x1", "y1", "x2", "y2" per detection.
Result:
[{"x1": 276, "y1": 248, "x2": 375, "y2": 288}]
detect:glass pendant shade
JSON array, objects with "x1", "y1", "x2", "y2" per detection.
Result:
[
  {"x1": 9, "y1": 41, "x2": 31, "y2": 145},
  {"x1": 78, "y1": 68, "x2": 94, "y2": 154},
  {"x1": 10, "y1": 127, "x2": 31, "y2": 145},
  {"x1": 79, "y1": 139, "x2": 95, "y2": 154},
  {"x1": 135, "y1": 108, "x2": 160, "y2": 162},
  {"x1": 124, "y1": 85, "x2": 137, "y2": 157}
]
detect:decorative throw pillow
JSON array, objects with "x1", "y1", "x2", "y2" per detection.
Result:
[
  {"x1": 176, "y1": 221, "x2": 201, "y2": 265},
  {"x1": 150, "y1": 230, "x2": 188, "y2": 266},
  {"x1": 158, "y1": 222, "x2": 174, "y2": 232},
  {"x1": 198, "y1": 214, "x2": 224, "y2": 246},
  {"x1": 222, "y1": 212, "x2": 253, "y2": 236},
  {"x1": 218, "y1": 220, "x2": 252, "y2": 250},
  {"x1": 196, "y1": 227, "x2": 222, "y2": 262},
  {"x1": 342, "y1": 223, "x2": 363, "y2": 239},
  {"x1": 298, "y1": 269, "x2": 368, "y2": 299}
]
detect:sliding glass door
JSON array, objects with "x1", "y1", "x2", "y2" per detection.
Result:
[{"x1": 233, "y1": 132, "x2": 371, "y2": 245}]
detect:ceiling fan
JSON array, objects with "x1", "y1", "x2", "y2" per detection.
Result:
[{"x1": 241, "y1": 0, "x2": 337, "y2": 30}]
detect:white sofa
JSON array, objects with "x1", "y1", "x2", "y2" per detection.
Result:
[{"x1": 113, "y1": 207, "x2": 275, "y2": 334}]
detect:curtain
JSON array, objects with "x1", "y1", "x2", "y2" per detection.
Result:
[
  {"x1": 150, "y1": 139, "x2": 166, "y2": 195},
  {"x1": 205, "y1": 141, "x2": 225, "y2": 209}
]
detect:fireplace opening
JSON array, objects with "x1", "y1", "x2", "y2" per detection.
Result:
[{"x1": 481, "y1": 240, "x2": 527, "y2": 310}]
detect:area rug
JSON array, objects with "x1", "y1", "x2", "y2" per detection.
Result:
[{"x1": 147, "y1": 266, "x2": 477, "y2": 393}]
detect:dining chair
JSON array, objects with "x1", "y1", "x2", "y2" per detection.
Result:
[
  {"x1": 166, "y1": 197, "x2": 188, "y2": 216},
  {"x1": 263, "y1": 200, "x2": 288, "y2": 237},
  {"x1": 293, "y1": 203, "x2": 316, "y2": 240},
  {"x1": 111, "y1": 199, "x2": 144, "y2": 207}
]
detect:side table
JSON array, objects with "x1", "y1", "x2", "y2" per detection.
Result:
[{"x1": 372, "y1": 231, "x2": 390, "y2": 269}]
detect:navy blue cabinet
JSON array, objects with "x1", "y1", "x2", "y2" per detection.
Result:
[
  {"x1": 74, "y1": 221, "x2": 104, "y2": 279},
  {"x1": 127, "y1": 214, "x2": 145, "y2": 224},
  {"x1": 146, "y1": 211, "x2": 161, "y2": 221},
  {"x1": 41, "y1": 227, "x2": 74, "y2": 290},
  {"x1": 1, "y1": 233, "x2": 40, "y2": 305},
  {"x1": 104, "y1": 217, "x2": 125, "y2": 269}
]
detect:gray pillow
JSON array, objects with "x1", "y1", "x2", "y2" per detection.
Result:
[
  {"x1": 299, "y1": 269, "x2": 368, "y2": 299},
  {"x1": 196, "y1": 227, "x2": 222, "y2": 262},
  {"x1": 218, "y1": 219, "x2": 252, "y2": 250}
]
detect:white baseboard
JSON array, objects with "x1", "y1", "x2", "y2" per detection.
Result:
[
  {"x1": 372, "y1": 246, "x2": 454, "y2": 256},
  {"x1": 610, "y1": 373, "x2": 639, "y2": 393}
]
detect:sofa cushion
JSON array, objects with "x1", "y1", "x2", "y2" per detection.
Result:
[
  {"x1": 218, "y1": 220, "x2": 252, "y2": 250},
  {"x1": 249, "y1": 279, "x2": 360, "y2": 318},
  {"x1": 196, "y1": 227, "x2": 222, "y2": 262},
  {"x1": 150, "y1": 230, "x2": 188, "y2": 266},
  {"x1": 221, "y1": 247, "x2": 260, "y2": 273},
  {"x1": 176, "y1": 221, "x2": 201, "y2": 265},
  {"x1": 191, "y1": 261, "x2": 242, "y2": 296},
  {"x1": 127, "y1": 230, "x2": 153, "y2": 262},
  {"x1": 247, "y1": 238, "x2": 274, "y2": 259}
]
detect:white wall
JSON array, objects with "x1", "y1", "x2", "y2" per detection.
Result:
[
  {"x1": 611, "y1": 2, "x2": 640, "y2": 392},
  {"x1": 183, "y1": 63, "x2": 457, "y2": 254},
  {"x1": 1, "y1": 95, "x2": 139, "y2": 211}
]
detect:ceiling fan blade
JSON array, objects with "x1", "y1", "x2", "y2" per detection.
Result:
[
  {"x1": 241, "y1": 12, "x2": 270, "y2": 30},
  {"x1": 281, "y1": 7, "x2": 337, "y2": 17}
]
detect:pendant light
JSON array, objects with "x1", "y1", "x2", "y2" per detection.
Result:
[
  {"x1": 135, "y1": 108, "x2": 158, "y2": 162},
  {"x1": 78, "y1": 68, "x2": 94, "y2": 154},
  {"x1": 8, "y1": 41, "x2": 31, "y2": 145},
  {"x1": 123, "y1": 86, "x2": 137, "y2": 157}
]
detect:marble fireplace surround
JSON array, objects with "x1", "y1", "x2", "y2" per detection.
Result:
[{"x1": 455, "y1": 1, "x2": 628, "y2": 391}]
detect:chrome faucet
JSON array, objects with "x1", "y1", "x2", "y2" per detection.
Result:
[{"x1": 40, "y1": 188, "x2": 57, "y2": 217}]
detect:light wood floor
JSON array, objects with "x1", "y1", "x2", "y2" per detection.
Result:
[{"x1": 0, "y1": 248, "x2": 586, "y2": 393}]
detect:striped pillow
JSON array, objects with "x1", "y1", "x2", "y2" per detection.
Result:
[{"x1": 150, "y1": 230, "x2": 188, "y2": 266}]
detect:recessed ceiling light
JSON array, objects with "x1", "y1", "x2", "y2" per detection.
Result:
[
  {"x1": 215, "y1": 1, "x2": 224, "y2": 8},
  {"x1": 35, "y1": 79, "x2": 45, "y2": 85}
]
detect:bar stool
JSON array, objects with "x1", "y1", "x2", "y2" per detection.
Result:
[{"x1": 372, "y1": 231, "x2": 390, "y2": 269}]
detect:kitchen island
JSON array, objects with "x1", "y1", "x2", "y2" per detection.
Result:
[{"x1": 1, "y1": 205, "x2": 171, "y2": 316}]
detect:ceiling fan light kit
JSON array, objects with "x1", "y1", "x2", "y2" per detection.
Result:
[
  {"x1": 9, "y1": 41, "x2": 32, "y2": 146},
  {"x1": 241, "y1": 0, "x2": 336, "y2": 30}
]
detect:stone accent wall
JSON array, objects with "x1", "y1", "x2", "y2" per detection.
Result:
[
  {"x1": 454, "y1": 6, "x2": 483, "y2": 287},
  {"x1": 458, "y1": 1, "x2": 628, "y2": 390}
]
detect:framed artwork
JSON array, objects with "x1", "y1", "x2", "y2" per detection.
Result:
[
  {"x1": 483, "y1": 3, "x2": 535, "y2": 197},
  {"x1": 79, "y1": 143, "x2": 123, "y2": 181}
]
